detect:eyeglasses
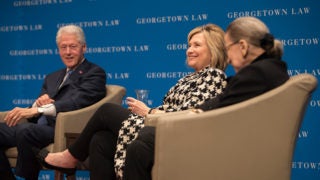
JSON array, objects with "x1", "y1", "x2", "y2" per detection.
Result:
[
  {"x1": 225, "y1": 41, "x2": 239, "y2": 51},
  {"x1": 59, "y1": 44, "x2": 82, "y2": 51}
]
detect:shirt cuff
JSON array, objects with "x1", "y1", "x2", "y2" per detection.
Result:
[{"x1": 40, "y1": 103, "x2": 57, "y2": 116}]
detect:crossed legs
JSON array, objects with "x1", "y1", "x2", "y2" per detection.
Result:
[
  {"x1": 42, "y1": 103, "x2": 130, "y2": 178},
  {"x1": 123, "y1": 126, "x2": 155, "y2": 180}
]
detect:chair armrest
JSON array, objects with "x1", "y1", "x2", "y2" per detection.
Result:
[
  {"x1": 0, "y1": 111, "x2": 8, "y2": 122},
  {"x1": 145, "y1": 109, "x2": 201, "y2": 127}
]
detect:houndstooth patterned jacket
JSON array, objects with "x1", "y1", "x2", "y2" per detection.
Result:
[{"x1": 114, "y1": 66, "x2": 227, "y2": 178}]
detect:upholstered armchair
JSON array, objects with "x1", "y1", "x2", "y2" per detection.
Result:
[
  {"x1": 2, "y1": 84, "x2": 126, "y2": 178},
  {"x1": 145, "y1": 74, "x2": 317, "y2": 180}
]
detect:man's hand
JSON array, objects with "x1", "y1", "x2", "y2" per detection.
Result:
[
  {"x1": 35, "y1": 94, "x2": 55, "y2": 107},
  {"x1": 4, "y1": 107, "x2": 38, "y2": 127}
]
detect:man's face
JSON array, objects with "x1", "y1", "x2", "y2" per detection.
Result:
[{"x1": 58, "y1": 33, "x2": 86, "y2": 69}]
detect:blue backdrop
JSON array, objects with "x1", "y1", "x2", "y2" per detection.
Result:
[{"x1": 1, "y1": 0, "x2": 319, "y2": 179}]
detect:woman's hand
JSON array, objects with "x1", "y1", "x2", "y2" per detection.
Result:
[{"x1": 126, "y1": 97, "x2": 150, "y2": 117}]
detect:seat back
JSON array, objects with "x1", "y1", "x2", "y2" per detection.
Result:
[
  {"x1": 3, "y1": 84, "x2": 126, "y2": 167},
  {"x1": 51, "y1": 84, "x2": 126, "y2": 152},
  {"x1": 152, "y1": 74, "x2": 317, "y2": 180}
]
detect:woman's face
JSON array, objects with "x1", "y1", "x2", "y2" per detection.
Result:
[
  {"x1": 186, "y1": 32, "x2": 211, "y2": 72},
  {"x1": 225, "y1": 33, "x2": 246, "y2": 73}
]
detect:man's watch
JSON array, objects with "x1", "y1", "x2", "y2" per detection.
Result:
[{"x1": 37, "y1": 107, "x2": 45, "y2": 114}]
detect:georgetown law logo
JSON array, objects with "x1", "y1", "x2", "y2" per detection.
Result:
[
  {"x1": 0, "y1": 74, "x2": 46, "y2": 80},
  {"x1": 13, "y1": 0, "x2": 72, "y2": 7},
  {"x1": 13, "y1": 99, "x2": 36, "y2": 106},
  {"x1": 136, "y1": 13, "x2": 208, "y2": 24},
  {"x1": 281, "y1": 37, "x2": 319, "y2": 46},
  {"x1": 8, "y1": 44, "x2": 150, "y2": 57},
  {"x1": 310, "y1": 99, "x2": 320, "y2": 108},
  {"x1": 10, "y1": 49, "x2": 54, "y2": 56},
  {"x1": 57, "y1": 19, "x2": 120, "y2": 28},
  {"x1": 227, "y1": 6, "x2": 311, "y2": 18},
  {"x1": 86, "y1": 45, "x2": 149, "y2": 54},
  {"x1": 107, "y1": 73, "x2": 130, "y2": 79},
  {"x1": 287, "y1": 69, "x2": 320, "y2": 77},
  {"x1": 146, "y1": 71, "x2": 192, "y2": 79},
  {"x1": 166, "y1": 43, "x2": 188, "y2": 51},
  {"x1": 292, "y1": 161, "x2": 320, "y2": 171},
  {"x1": 0, "y1": 24, "x2": 42, "y2": 32}
]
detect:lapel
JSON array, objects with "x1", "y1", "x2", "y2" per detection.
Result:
[
  {"x1": 59, "y1": 59, "x2": 89, "y2": 89},
  {"x1": 49, "y1": 69, "x2": 68, "y2": 98},
  {"x1": 56, "y1": 69, "x2": 67, "y2": 90}
]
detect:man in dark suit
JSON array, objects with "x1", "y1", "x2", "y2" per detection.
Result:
[{"x1": 0, "y1": 25, "x2": 106, "y2": 180}]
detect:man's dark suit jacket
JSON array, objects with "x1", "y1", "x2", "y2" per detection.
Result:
[
  {"x1": 198, "y1": 53, "x2": 289, "y2": 111},
  {"x1": 32, "y1": 59, "x2": 106, "y2": 126}
]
